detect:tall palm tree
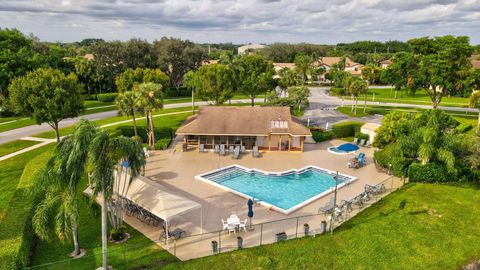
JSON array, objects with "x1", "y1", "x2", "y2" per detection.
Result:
[
  {"x1": 116, "y1": 91, "x2": 140, "y2": 137},
  {"x1": 184, "y1": 70, "x2": 196, "y2": 113},
  {"x1": 31, "y1": 120, "x2": 97, "y2": 257},
  {"x1": 345, "y1": 76, "x2": 367, "y2": 115},
  {"x1": 88, "y1": 130, "x2": 145, "y2": 269},
  {"x1": 469, "y1": 91, "x2": 480, "y2": 134},
  {"x1": 136, "y1": 82, "x2": 163, "y2": 147}
]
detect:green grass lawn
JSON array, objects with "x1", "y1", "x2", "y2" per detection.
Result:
[
  {"x1": 338, "y1": 88, "x2": 470, "y2": 108},
  {"x1": 162, "y1": 184, "x2": 480, "y2": 270},
  {"x1": 0, "y1": 144, "x2": 55, "y2": 222},
  {"x1": 30, "y1": 176, "x2": 178, "y2": 270},
  {"x1": 0, "y1": 140, "x2": 40, "y2": 157}
]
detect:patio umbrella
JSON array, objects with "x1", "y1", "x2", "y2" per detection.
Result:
[{"x1": 247, "y1": 199, "x2": 254, "y2": 229}]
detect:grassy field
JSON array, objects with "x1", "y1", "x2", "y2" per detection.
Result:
[
  {"x1": 0, "y1": 140, "x2": 40, "y2": 157},
  {"x1": 162, "y1": 184, "x2": 480, "y2": 270},
  {"x1": 30, "y1": 176, "x2": 178, "y2": 270},
  {"x1": 338, "y1": 87, "x2": 471, "y2": 108},
  {"x1": 0, "y1": 144, "x2": 55, "y2": 222}
]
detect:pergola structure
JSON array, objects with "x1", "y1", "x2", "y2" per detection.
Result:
[{"x1": 176, "y1": 106, "x2": 312, "y2": 152}]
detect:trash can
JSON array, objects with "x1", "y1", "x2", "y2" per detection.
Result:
[
  {"x1": 211, "y1": 240, "x2": 218, "y2": 254},
  {"x1": 304, "y1": 224, "x2": 310, "y2": 236},
  {"x1": 276, "y1": 232, "x2": 287, "y2": 242},
  {"x1": 237, "y1": 236, "x2": 243, "y2": 249},
  {"x1": 321, "y1": 221, "x2": 327, "y2": 233}
]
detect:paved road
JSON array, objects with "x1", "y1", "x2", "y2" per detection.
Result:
[{"x1": 0, "y1": 88, "x2": 478, "y2": 145}]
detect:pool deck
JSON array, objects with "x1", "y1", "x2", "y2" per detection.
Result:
[{"x1": 125, "y1": 139, "x2": 402, "y2": 260}]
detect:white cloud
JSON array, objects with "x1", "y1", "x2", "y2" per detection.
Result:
[{"x1": 0, "y1": 0, "x2": 478, "y2": 44}]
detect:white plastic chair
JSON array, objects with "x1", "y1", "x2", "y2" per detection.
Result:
[
  {"x1": 239, "y1": 219, "x2": 248, "y2": 232},
  {"x1": 221, "y1": 219, "x2": 228, "y2": 231},
  {"x1": 227, "y1": 224, "x2": 236, "y2": 234}
]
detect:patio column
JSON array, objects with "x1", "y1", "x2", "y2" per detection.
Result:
[
  {"x1": 279, "y1": 136, "x2": 282, "y2": 151},
  {"x1": 268, "y1": 135, "x2": 271, "y2": 151},
  {"x1": 300, "y1": 137, "x2": 304, "y2": 152},
  {"x1": 288, "y1": 136, "x2": 291, "y2": 151}
]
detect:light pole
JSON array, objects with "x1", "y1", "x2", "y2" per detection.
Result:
[{"x1": 330, "y1": 171, "x2": 339, "y2": 234}]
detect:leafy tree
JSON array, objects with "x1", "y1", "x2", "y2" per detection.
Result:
[
  {"x1": 258, "y1": 43, "x2": 327, "y2": 62},
  {"x1": 235, "y1": 54, "x2": 275, "y2": 106},
  {"x1": 31, "y1": 120, "x2": 97, "y2": 257},
  {"x1": 470, "y1": 91, "x2": 480, "y2": 134},
  {"x1": 74, "y1": 58, "x2": 96, "y2": 95},
  {"x1": 192, "y1": 63, "x2": 235, "y2": 105},
  {"x1": 90, "y1": 41, "x2": 127, "y2": 93},
  {"x1": 154, "y1": 37, "x2": 207, "y2": 96},
  {"x1": 115, "y1": 68, "x2": 169, "y2": 93},
  {"x1": 135, "y1": 82, "x2": 163, "y2": 147},
  {"x1": 278, "y1": 68, "x2": 300, "y2": 89},
  {"x1": 288, "y1": 86, "x2": 310, "y2": 112},
  {"x1": 294, "y1": 53, "x2": 314, "y2": 84},
  {"x1": 361, "y1": 64, "x2": 382, "y2": 85},
  {"x1": 116, "y1": 91, "x2": 141, "y2": 137},
  {"x1": 344, "y1": 76, "x2": 367, "y2": 115},
  {"x1": 88, "y1": 127, "x2": 145, "y2": 270},
  {"x1": 123, "y1": 38, "x2": 157, "y2": 69},
  {"x1": 0, "y1": 28, "x2": 41, "y2": 100},
  {"x1": 8, "y1": 68, "x2": 84, "y2": 141},
  {"x1": 383, "y1": 52, "x2": 420, "y2": 98}
]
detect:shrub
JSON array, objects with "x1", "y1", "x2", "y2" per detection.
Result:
[
  {"x1": 329, "y1": 87, "x2": 346, "y2": 96},
  {"x1": 311, "y1": 130, "x2": 335, "y2": 143},
  {"x1": 455, "y1": 123, "x2": 473, "y2": 134},
  {"x1": 354, "y1": 131, "x2": 369, "y2": 141},
  {"x1": 0, "y1": 150, "x2": 52, "y2": 270},
  {"x1": 408, "y1": 162, "x2": 451, "y2": 183},
  {"x1": 154, "y1": 138, "x2": 171, "y2": 150},
  {"x1": 131, "y1": 135, "x2": 143, "y2": 144},
  {"x1": 332, "y1": 121, "x2": 363, "y2": 138},
  {"x1": 97, "y1": 93, "x2": 118, "y2": 102},
  {"x1": 374, "y1": 145, "x2": 412, "y2": 176},
  {"x1": 83, "y1": 94, "x2": 97, "y2": 100},
  {"x1": 116, "y1": 126, "x2": 173, "y2": 143},
  {"x1": 109, "y1": 225, "x2": 127, "y2": 241}
]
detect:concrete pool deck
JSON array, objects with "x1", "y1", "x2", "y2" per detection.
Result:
[{"x1": 124, "y1": 139, "x2": 403, "y2": 260}]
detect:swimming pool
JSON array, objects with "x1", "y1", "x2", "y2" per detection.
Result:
[
  {"x1": 196, "y1": 165, "x2": 357, "y2": 214},
  {"x1": 327, "y1": 143, "x2": 359, "y2": 155}
]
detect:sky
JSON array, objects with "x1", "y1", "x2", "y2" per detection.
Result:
[{"x1": 0, "y1": 0, "x2": 479, "y2": 44}]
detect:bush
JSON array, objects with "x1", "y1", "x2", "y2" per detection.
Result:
[
  {"x1": 83, "y1": 94, "x2": 97, "y2": 100},
  {"x1": 455, "y1": 123, "x2": 473, "y2": 134},
  {"x1": 154, "y1": 138, "x2": 171, "y2": 150},
  {"x1": 332, "y1": 121, "x2": 363, "y2": 138},
  {"x1": 116, "y1": 126, "x2": 173, "y2": 143},
  {"x1": 311, "y1": 130, "x2": 335, "y2": 143},
  {"x1": 97, "y1": 93, "x2": 118, "y2": 102},
  {"x1": 354, "y1": 131, "x2": 369, "y2": 141},
  {"x1": 131, "y1": 135, "x2": 143, "y2": 144},
  {"x1": 0, "y1": 150, "x2": 52, "y2": 270},
  {"x1": 374, "y1": 145, "x2": 412, "y2": 176},
  {"x1": 110, "y1": 225, "x2": 127, "y2": 241},
  {"x1": 329, "y1": 87, "x2": 346, "y2": 96},
  {"x1": 408, "y1": 162, "x2": 451, "y2": 183}
]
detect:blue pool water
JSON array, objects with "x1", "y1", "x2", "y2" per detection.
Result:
[{"x1": 201, "y1": 166, "x2": 353, "y2": 213}]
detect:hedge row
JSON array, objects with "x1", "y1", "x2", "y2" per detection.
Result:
[
  {"x1": 331, "y1": 121, "x2": 363, "y2": 138},
  {"x1": 408, "y1": 162, "x2": 451, "y2": 183},
  {"x1": 115, "y1": 126, "x2": 173, "y2": 143},
  {"x1": 0, "y1": 150, "x2": 52, "y2": 270},
  {"x1": 311, "y1": 130, "x2": 335, "y2": 143},
  {"x1": 97, "y1": 93, "x2": 118, "y2": 102}
]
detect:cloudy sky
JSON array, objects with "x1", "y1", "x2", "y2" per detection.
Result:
[{"x1": 0, "y1": 0, "x2": 479, "y2": 44}]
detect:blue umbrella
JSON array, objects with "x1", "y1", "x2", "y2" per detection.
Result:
[{"x1": 247, "y1": 199, "x2": 254, "y2": 229}]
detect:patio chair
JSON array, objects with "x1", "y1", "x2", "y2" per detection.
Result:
[
  {"x1": 233, "y1": 146, "x2": 240, "y2": 159},
  {"x1": 365, "y1": 141, "x2": 371, "y2": 148},
  {"x1": 318, "y1": 197, "x2": 336, "y2": 214},
  {"x1": 227, "y1": 224, "x2": 236, "y2": 235},
  {"x1": 214, "y1": 144, "x2": 220, "y2": 153},
  {"x1": 160, "y1": 228, "x2": 186, "y2": 240},
  {"x1": 220, "y1": 144, "x2": 226, "y2": 156},
  {"x1": 199, "y1": 144, "x2": 207, "y2": 153},
  {"x1": 353, "y1": 138, "x2": 359, "y2": 145},
  {"x1": 229, "y1": 145, "x2": 234, "y2": 155},
  {"x1": 239, "y1": 219, "x2": 248, "y2": 232},
  {"x1": 252, "y1": 146, "x2": 261, "y2": 158},
  {"x1": 340, "y1": 199, "x2": 353, "y2": 213},
  {"x1": 221, "y1": 218, "x2": 228, "y2": 231},
  {"x1": 240, "y1": 145, "x2": 246, "y2": 153},
  {"x1": 359, "y1": 139, "x2": 366, "y2": 146}
]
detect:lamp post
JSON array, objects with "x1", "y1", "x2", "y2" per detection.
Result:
[{"x1": 330, "y1": 171, "x2": 339, "y2": 234}]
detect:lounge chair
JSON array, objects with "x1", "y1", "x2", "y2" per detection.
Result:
[
  {"x1": 160, "y1": 228, "x2": 186, "y2": 240},
  {"x1": 318, "y1": 197, "x2": 336, "y2": 214},
  {"x1": 252, "y1": 146, "x2": 261, "y2": 158},
  {"x1": 359, "y1": 139, "x2": 366, "y2": 146},
  {"x1": 353, "y1": 138, "x2": 359, "y2": 145},
  {"x1": 365, "y1": 141, "x2": 371, "y2": 148},
  {"x1": 365, "y1": 183, "x2": 386, "y2": 196},
  {"x1": 214, "y1": 144, "x2": 220, "y2": 154},
  {"x1": 340, "y1": 199, "x2": 353, "y2": 213}
]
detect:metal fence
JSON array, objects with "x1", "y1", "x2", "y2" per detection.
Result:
[{"x1": 26, "y1": 176, "x2": 405, "y2": 269}]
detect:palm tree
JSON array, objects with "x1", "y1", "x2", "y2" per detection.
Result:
[
  {"x1": 469, "y1": 91, "x2": 480, "y2": 134},
  {"x1": 116, "y1": 91, "x2": 140, "y2": 137},
  {"x1": 345, "y1": 76, "x2": 367, "y2": 115},
  {"x1": 31, "y1": 120, "x2": 97, "y2": 257},
  {"x1": 184, "y1": 71, "x2": 196, "y2": 113},
  {"x1": 88, "y1": 130, "x2": 146, "y2": 269},
  {"x1": 136, "y1": 82, "x2": 163, "y2": 147}
]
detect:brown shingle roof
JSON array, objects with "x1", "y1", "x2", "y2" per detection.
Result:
[
  {"x1": 319, "y1": 57, "x2": 360, "y2": 68},
  {"x1": 176, "y1": 106, "x2": 311, "y2": 136}
]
